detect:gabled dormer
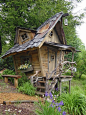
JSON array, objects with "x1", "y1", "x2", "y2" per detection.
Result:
[{"x1": 14, "y1": 27, "x2": 36, "y2": 45}]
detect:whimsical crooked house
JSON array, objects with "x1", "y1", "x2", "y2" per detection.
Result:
[{"x1": 2, "y1": 12, "x2": 78, "y2": 95}]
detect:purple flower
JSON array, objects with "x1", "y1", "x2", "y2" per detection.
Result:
[
  {"x1": 62, "y1": 111, "x2": 66, "y2": 115},
  {"x1": 55, "y1": 103, "x2": 59, "y2": 107},
  {"x1": 52, "y1": 100, "x2": 55, "y2": 104},
  {"x1": 58, "y1": 101, "x2": 64, "y2": 106},
  {"x1": 58, "y1": 107, "x2": 61, "y2": 112},
  {"x1": 45, "y1": 92, "x2": 48, "y2": 97},
  {"x1": 49, "y1": 92, "x2": 53, "y2": 99},
  {"x1": 55, "y1": 87, "x2": 58, "y2": 91},
  {"x1": 54, "y1": 95, "x2": 56, "y2": 97},
  {"x1": 50, "y1": 104, "x2": 53, "y2": 108}
]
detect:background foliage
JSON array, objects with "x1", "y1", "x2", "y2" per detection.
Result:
[{"x1": 0, "y1": 0, "x2": 86, "y2": 77}]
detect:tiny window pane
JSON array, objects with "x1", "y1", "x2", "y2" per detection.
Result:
[
  {"x1": 49, "y1": 31, "x2": 53, "y2": 37},
  {"x1": 21, "y1": 33, "x2": 28, "y2": 41}
]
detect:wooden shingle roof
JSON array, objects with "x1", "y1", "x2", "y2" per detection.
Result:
[{"x1": 2, "y1": 12, "x2": 67, "y2": 58}]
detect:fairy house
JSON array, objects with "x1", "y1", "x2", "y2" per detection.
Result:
[{"x1": 2, "y1": 12, "x2": 77, "y2": 95}]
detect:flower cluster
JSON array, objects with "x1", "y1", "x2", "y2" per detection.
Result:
[
  {"x1": 18, "y1": 63, "x2": 32, "y2": 70},
  {"x1": 45, "y1": 91, "x2": 66, "y2": 115}
]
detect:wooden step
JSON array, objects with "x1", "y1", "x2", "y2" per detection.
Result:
[
  {"x1": 38, "y1": 81, "x2": 46, "y2": 83},
  {"x1": 36, "y1": 91, "x2": 45, "y2": 96},
  {"x1": 37, "y1": 86, "x2": 45, "y2": 89},
  {"x1": 61, "y1": 75, "x2": 73, "y2": 78}
]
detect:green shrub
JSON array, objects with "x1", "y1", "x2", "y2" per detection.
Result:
[
  {"x1": 18, "y1": 72, "x2": 29, "y2": 87},
  {"x1": 3, "y1": 69, "x2": 15, "y2": 75},
  {"x1": 18, "y1": 82, "x2": 36, "y2": 96},
  {"x1": 2, "y1": 69, "x2": 15, "y2": 83},
  {"x1": 0, "y1": 73, "x2": 3, "y2": 79},
  {"x1": 0, "y1": 56, "x2": 14, "y2": 70},
  {"x1": 57, "y1": 88, "x2": 86, "y2": 115}
]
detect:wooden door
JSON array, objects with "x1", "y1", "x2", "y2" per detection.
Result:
[{"x1": 49, "y1": 50, "x2": 55, "y2": 73}]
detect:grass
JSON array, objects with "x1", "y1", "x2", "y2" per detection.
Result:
[{"x1": 61, "y1": 74, "x2": 86, "y2": 95}]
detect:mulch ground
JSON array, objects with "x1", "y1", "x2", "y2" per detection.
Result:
[{"x1": 0, "y1": 79, "x2": 43, "y2": 115}]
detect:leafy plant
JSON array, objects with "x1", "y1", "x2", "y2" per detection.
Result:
[
  {"x1": 3, "y1": 69, "x2": 15, "y2": 75},
  {"x1": 35, "y1": 92, "x2": 66, "y2": 115},
  {"x1": 18, "y1": 81, "x2": 36, "y2": 96},
  {"x1": 57, "y1": 88, "x2": 86, "y2": 115},
  {"x1": 18, "y1": 72, "x2": 29, "y2": 87},
  {"x1": 0, "y1": 56, "x2": 14, "y2": 71},
  {"x1": 2, "y1": 69, "x2": 15, "y2": 83},
  {"x1": 0, "y1": 73, "x2": 3, "y2": 79}
]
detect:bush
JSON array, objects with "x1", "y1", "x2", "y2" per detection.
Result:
[
  {"x1": 0, "y1": 56, "x2": 14, "y2": 70},
  {"x1": 3, "y1": 69, "x2": 15, "y2": 75},
  {"x1": 2, "y1": 69, "x2": 15, "y2": 83},
  {"x1": 18, "y1": 82, "x2": 36, "y2": 96},
  {"x1": 18, "y1": 72, "x2": 29, "y2": 87},
  {"x1": 0, "y1": 73, "x2": 3, "y2": 79}
]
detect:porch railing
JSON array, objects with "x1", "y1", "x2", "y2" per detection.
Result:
[{"x1": 46, "y1": 61, "x2": 76, "y2": 93}]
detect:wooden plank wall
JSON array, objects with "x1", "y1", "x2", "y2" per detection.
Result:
[
  {"x1": 39, "y1": 46, "x2": 48, "y2": 76},
  {"x1": 46, "y1": 29, "x2": 60, "y2": 43},
  {"x1": 13, "y1": 49, "x2": 41, "y2": 77},
  {"x1": 18, "y1": 31, "x2": 35, "y2": 45}
]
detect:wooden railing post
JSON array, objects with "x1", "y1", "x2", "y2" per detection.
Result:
[{"x1": 45, "y1": 73, "x2": 49, "y2": 93}]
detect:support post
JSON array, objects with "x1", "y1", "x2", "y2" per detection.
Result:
[
  {"x1": 55, "y1": 79, "x2": 58, "y2": 89},
  {"x1": 4, "y1": 77, "x2": 8, "y2": 83},
  {"x1": 69, "y1": 80, "x2": 71, "y2": 93},
  {"x1": 59, "y1": 81, "x2": 61, "y2": 96},
  {"x1": 71, "y1": 52, "x2": 74, "y2": 76},
  {"x1": 14, "y1": 78, "x2": 18, "y2": 88}
]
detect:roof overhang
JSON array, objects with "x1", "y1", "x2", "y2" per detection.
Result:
[{"x1": 44, "y1": 42, "x2": 79, "y2": 52}]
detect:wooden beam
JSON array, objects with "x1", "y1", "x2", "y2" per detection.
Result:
[
  {"x1": 72, "y1": 52, "x2": 74, "y2": 62},
  {"x1": 38, "y1": 48, "x2": 44, "y2": 76},
  {"x1": 48, "y1": 49, "x2": 49, "y2": 72},
  {"x1": 61, "y1": 78, "x2": 72, "y2": 82},
  {"x1": 3, "y1": 100, "x2": 38, "y2": 105}
]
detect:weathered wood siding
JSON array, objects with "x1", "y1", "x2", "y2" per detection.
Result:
[
  {"x1": 13, "y1": 47, "x2": 64, "y2": 77},
  {"x1": 13, "y1": 49, "x2": 41, "y2": 77},
  {"x1": 38, "y1": 46, "x2": 48, "y2": 76},
  {"x1": 46, "y1": 29, "x2": 60, "y2": 43},
  {"x1": 18, "y1": 31, "x2": 35, "y2": 45}
]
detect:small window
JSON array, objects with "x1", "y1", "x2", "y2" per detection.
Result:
[
  {"x1": 49, "y1": 31, "x2": 53, "y2": 37},
  {"x1": 21, "y1": 33, "x2": 28, "y2": 41},
  {"x1": 51, "y1": 55, "x2": 54, "y2": 61},
  {"x1": 21, "y1": 56, "x2": 31, "y2": 65}
]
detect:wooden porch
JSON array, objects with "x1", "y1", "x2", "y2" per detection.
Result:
[{"x1": 30, "y1": 60, "x2": 76, "y2": 96}]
